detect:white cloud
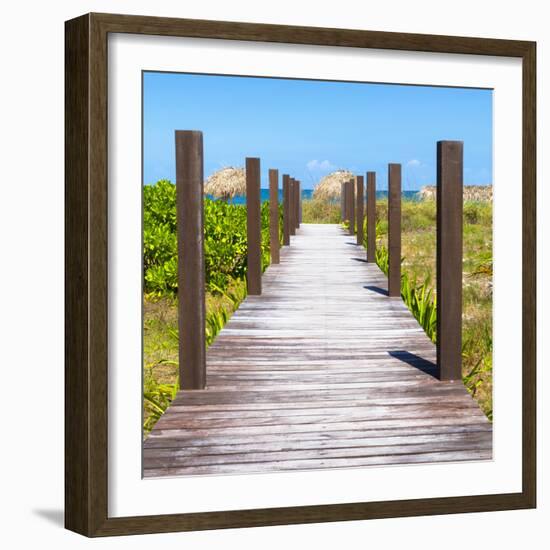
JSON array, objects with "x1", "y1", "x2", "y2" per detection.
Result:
[
  {"x1": 406, "y1": 159, "x2": 421, "y2": 167},
  {"x1": 307, "y1": 159, "x2": 335, "y2": 172}
]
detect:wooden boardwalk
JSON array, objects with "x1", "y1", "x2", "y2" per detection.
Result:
[{"x1": 144, "y1": 224, "x2": 492, "y2": 477}]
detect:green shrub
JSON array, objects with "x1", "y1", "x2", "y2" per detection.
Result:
[{"x1": 143, "y1": 179, "x2": 275, "y2": 297}]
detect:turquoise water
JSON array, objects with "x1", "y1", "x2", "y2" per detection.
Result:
[{"x1": 208, "y1": 189, "x2": 421, "y2": 204}]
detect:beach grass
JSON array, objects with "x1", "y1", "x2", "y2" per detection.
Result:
[{"x1": 372, "y1": 198, "x2": 493, "y2": 418}]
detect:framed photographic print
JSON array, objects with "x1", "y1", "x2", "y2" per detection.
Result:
[{"x1": 65, "y1": 12, "x2": 536, "y2": 537}]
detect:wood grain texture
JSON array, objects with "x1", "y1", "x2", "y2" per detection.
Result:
[
  {"x1": 176, "y1": 131, "x2": 206, "y2": 389},
  {"x1": 347, "y1": 179, "x2": 355, "y2": 235},
  {"x1": 356, "y1": 175, "x2": 364, "y2": 245},
  {"x1": 65, "y1": 12, "x2": 536, "y2": 536},
  {"x1": 144, "y1": 225, "x2": 492, "y2": 478},
  {"x1": 246, "y1": 157, "x2": 262, "y2": 295},
  {"x1": 388, "y1": 164, "x2": 401, "y2": 297},
  {"x1": 436, "y1": 141, "x2": 463, "y2": 381},
  {"x1": 297, "y1": 180, "x2": 302, "y2": 227},
  {"x1": 269, "y1": 169, "x2": 280, "y2": 264},
  {"x1": 282, "y1": 174, "x2": 290, "y2": 246},
  {"x1": 65, "y1": 14, "x2": 91, "y2": 536},
  {"x1": 289, "y1": 178, "x2": 296, "y2": 236},
  {"x1": 367, "y1": 171, "x2": 376, "y2": 263}
]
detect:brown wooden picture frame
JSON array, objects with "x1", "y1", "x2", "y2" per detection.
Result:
[{"x1": 65, "y1": 12, "x2": 536, "y2": 537}]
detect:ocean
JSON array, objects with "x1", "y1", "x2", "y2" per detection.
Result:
[{"x1": 208, "y1": 189, "x2": 421, "y2": 204}]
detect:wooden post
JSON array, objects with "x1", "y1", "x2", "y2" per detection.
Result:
[
  {"x1": 296, "y1": 180, "x2": 302, "y2": 229},
  {"x1": 269, "y1": 169, "x2": 280, "y2": 264},
  {"x1": 436, "y1": 141, "x2": 463, "y2": 381},
  {"x1": 298, "y1": 180, "x2": 302, "y2": 226},
  {"x1": 246, "y1": 157, "x2": 262, "y2": 295},
  {"x1": 367, "y1": 171, "x2": 377, "y2": 262},
  {"x1": 347, "y1": 179, "x2": 355, "y2": 236},
  {"x1": 388, "y1": 164, "x2": 401, "y2": 297},
  {"x1": 340, "y1": 182, "x2": 345, "y2": 221},
  {"x1": 289, "y1": 178, "x2": 296, "y2": 236},
  {"x1": 356, "y1": 175, "x2": 364, "y2": 246},
  {"x1": 176, "y1": 130, "x2": 206, "y2": 390},
  {"x1": 282, "y1": 174, "x2": 290, "y2": 246}
]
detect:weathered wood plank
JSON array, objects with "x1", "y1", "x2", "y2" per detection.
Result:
[
  {"x1": 145, "y1": 437, "x2": 492, "y2": 469},
  {"x1": 144, "y1": 423, "x2": 492, "y2": 449},
  {"x1": 144, "y1": 449, "x2": 492, "y2": 477},
  {"x1": 145, "y1": 430, "x2": 492, "y2": 455}
]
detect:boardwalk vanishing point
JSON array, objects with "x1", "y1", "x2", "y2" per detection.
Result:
[{"x1": 143, "y1": 224, "x2": 492, "y2": 478}]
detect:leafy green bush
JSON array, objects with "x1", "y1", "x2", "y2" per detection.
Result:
[{"x1": 143, "y1": 179, "x2": 275, "y2": 296}]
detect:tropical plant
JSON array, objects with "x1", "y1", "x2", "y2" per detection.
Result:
[{"x1": 143, "y1": 179, "x2": 277, "y2": 297}]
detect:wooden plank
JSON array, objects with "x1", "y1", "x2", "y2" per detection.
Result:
[
  {"x1": 145, "y1": 426, "x2": 491, "y2": 449},
  {"x1": 437, "y1": 141, "x2": 463, "y2": 381},
  {"x1": 388, "y1": 164, "x2": 401, "y2": 297},
  {"x1": 144, "y1": 449, "x2": 492, "y2": 477},
  {"x1": 165, "y1": 396, "x2": 480, "y2": 414},
  {"x1": 148, "y1": 414, "x2": 490, "y2": 439},
  {"x1": 367, "y1": 171, "x2": 376, "y2": 262},
  {"x1": 144, "y1": 423, "x2": 492, "y2": 449},
  {"x1": 269, "y1": 168, "x2": 280, "y2": 264},
  {"x1": 154, "y1": 406, "x2": 487, "y2": 430},
  {"x1": 246, "y1": 157, "x2": 262, "y2": 295},
  {"x1": 145, "y1": 436, "x2": 492, "y2": 468},
  {"x1": 175, "y1": 130, "x2": 206, "y2": 389}
]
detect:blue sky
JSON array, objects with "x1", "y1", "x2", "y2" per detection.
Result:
[{"x1": 143, "y1": 72, "x2": 492, "y2": 190}]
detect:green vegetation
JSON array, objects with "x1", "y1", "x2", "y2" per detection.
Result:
[
  {"x1": 143, "y1": 280, "x2": 247, "y2": 433},
  {"x1": 359, "y1": 198, "x2": 493, "y2": 419},
  {"x1": 143, "y1": 180, "x2": 276, "y2": 434},
  {"x1": 301, "y1": 198, "x2": 341, "y2": 224}
]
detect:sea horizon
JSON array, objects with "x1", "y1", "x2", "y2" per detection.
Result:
[{"x1": 209, "y1": 189, "x2": 425, "y2": 205}]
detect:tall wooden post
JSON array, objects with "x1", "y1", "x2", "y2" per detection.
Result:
[
  {"x1": 296, "y1": 180, "x2": 301, "y2": 229},
  {"x1": 388, "y1": 164, "x2": 401, "y2": 297},
  {"x1": 289, "y1": 178, "x2": 296, "y2": 236},
  {"x1": 176, "y1": 130, "x2": 206, "y2": 390},
  {"x1": 282, "y1": 174, "x2": 290, "y2": 246},
  {"x1": 436, "y1": 141, "x2": 463, "y2": 381},
  {"x1": 246, "y1": 157, "x2": 262, "y2": 295},
  {"x1": 340, "y1": 182, "x2": 345, "y2": 221},
  {"x1": 367, "y1": 171, "x2": 377, "y2": 262},
  {"x1": 347, "y1": 179, "x2": 355, "y2": 236},
  {"x1": 356, "y1": 175, "x2": 364, "y2": 246},
  {"x1": 297, "y1": 180, "x2": 302, "y2": 226},
  {"x1": 269, "y1": 169, "x2": 280, "y2": 264}
]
